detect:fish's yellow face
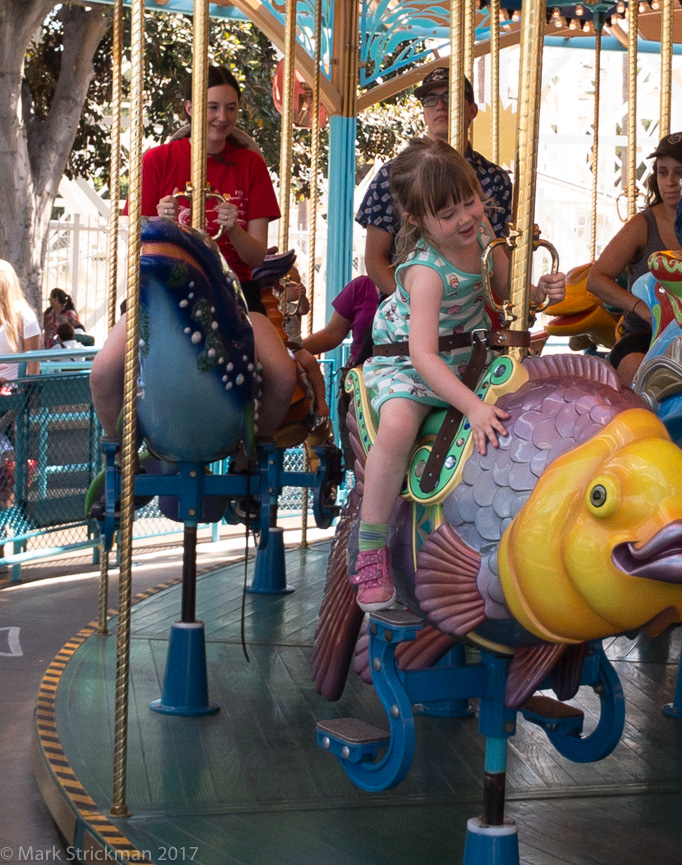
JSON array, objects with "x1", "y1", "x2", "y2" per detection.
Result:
[{"x1": 499, "y1": 409, "x2": 682, "y2": 643}]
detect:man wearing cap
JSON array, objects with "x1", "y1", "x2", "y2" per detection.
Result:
[{"x1": 355, "y1": 67, "x2": 513, "y2": 296}]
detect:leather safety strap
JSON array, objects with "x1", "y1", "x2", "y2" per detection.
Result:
[
  {"x1": 372, "y1": 329, "x2": 530, "y2": 357},
  {"x1": 418, "y1": 333, "x2": 489, "y2": 494}
]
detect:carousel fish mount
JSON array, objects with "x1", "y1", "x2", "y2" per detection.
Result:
[{"x1": 313, "y1": 267, "x2": 682, "y2": 797}]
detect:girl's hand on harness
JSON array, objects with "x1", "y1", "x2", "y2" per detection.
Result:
[
  {"x1": 467, "y1": 400, "x2": 510, "y2": 455},
  {"x1": 532, "y1": 272, "x2": 566, "y2": 305}
]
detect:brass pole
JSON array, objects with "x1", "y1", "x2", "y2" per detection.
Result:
[
  {"x1": 464, "y1": 0, "x2": 475, "y2": 147},
  {"x1": 490, "y1": 0, "x2": 501, "y2": 166},
  {"x1": 99, "y1": 0, "x2": 123, "y2": 637},
  {"x1": 111, "y1": 0, "x2": 145, "y2": 819},
  {"x1": 660, "y1": 0, "x2": 673, "y2": 140},
  {"x1": 627, "y1": 0, "x2": 639, "y2": 220},
  {"x1": 191, "y1": 0, "x2": 210, "y2": 229},
  {"x1": 107, "y1": 0, "x2": 123, "y2": 334},
  {"x1": 449, "y1": 0, "x2": 465, "y2": 150},
  {"x1": 278, "y1": 0, "x2": 298, "y2": 250},
  {"x1": 300, "y1": 0, "x2": 324, "y2": 549},
  {"x1": 590, "y1": 24, "x2": 602, "y2": 262},
  {"x1": 508, "y1": 0, "x2": 546, "y2": 359}
]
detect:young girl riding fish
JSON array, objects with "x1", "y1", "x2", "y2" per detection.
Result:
[{"x1": 352, "y1": 137, "x2": 566, "y2": 612}]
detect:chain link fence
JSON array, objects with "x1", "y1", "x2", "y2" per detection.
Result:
[{"x1": 0, "y1": 355, "x2": 350, "y2": 580}]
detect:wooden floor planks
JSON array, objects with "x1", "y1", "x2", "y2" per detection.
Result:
[{"x1": 48, "y1": 542, "x2": 682, "y2": 865}]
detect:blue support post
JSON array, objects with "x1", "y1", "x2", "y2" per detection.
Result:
[
  {"x1": 326, "y1": 115, "x2": 357, "y2": 446},
  {"x1": 150, "y1": 621, "x2": 219, "y2": 716}
]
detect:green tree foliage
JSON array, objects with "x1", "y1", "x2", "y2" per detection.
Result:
[{"x1": 24, "y1": 8, "x2": 422, "y2": 197}]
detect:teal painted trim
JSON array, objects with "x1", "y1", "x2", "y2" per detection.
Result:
[
  {"x1": 90, "y1": 0, "x2": 249, "y2": 20},
  {"x1": 484, "y1": 737, "x2": 508, "y2": 774},
  {"x1": 544, "y1": 35, "x2": 682, "y2": 54}
]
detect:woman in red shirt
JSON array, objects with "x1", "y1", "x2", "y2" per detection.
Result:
[{"x1": 91, "y1": 66, "x2": 296, "y2": 445}]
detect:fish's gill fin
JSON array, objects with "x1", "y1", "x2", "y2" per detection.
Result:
[
  {"x1": 549, "y1": 642, "x2": 588, "y2": 701},
  {"x1": 523, "y1": 353, "x2": 622, "y2": 390},
  {"x1": 312, "y1": 489, "x2": 365, "y2": 701},
  {"x1": 505, "y1": 643, "x2": 568, "y2": 709},
  {"x1": 414, "y1": 523, "x2": 486, "y2": 638}
]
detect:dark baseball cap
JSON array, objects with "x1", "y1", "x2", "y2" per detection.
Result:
[
  {"x1": 414, "y1": 67, "x2": 475, "y2": 103},
  {"x1": 648, "y1": 132, "x2": 682, "y2": 164}
]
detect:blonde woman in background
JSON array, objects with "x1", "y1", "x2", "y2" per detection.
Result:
[
  {"x1": 0, "y1": 260, "x2": 40, "y2": 507},
  {"x1": 0, "y1": 260, "x2": 40, "y2": 381}
]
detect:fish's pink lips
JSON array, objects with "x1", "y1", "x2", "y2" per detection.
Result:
[{"x1": 612, "y1": 520, "x2": 682, "y2": 584}]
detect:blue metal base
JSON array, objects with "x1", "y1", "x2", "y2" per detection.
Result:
[
  {"x1": 462, "y1": 817, "x2": 519, "y2": 865},
  {"x1": 248, "y1": 527, "x2": 294, "y2": 594},
  {"x1": 663, "y1": 702, "x2": 682, "y2": 718},
  {"x1": 150, "y1": 621, "x2": 219, "y2": 716}
]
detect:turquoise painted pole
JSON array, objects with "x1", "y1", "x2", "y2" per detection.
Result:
[
  {"x1": 326, "y1": 114, "x2": 356, "y2": 313},
  {"x1": 325, "y1": 114, "x2": 357, "y2": 413}
]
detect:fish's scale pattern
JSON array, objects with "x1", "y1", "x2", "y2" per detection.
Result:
[{"x1": 442, "y1": 355, "x2": 644, "y2": 622}]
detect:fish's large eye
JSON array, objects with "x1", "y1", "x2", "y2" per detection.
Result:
[
  {"x1": 590, "y1": 485, "x2": 607, "y2": 507},
  {"x1": 586, "y1": 477, "x2": 619, "y2": 518}
]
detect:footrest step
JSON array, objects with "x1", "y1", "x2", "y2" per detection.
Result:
[
  {"x1": 369, "y1": 608, "x2": 424, "y2": 628},
  {"x1": 317, "y1": 718, "x2": 390, "y2": 745},
  {"x1": 522, "y1": 695, "x2": 584, "y2": 720}
]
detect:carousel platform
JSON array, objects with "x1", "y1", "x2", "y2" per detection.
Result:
[{"x1": 31, "y1": 537, "x2": 682, "y2": 865}]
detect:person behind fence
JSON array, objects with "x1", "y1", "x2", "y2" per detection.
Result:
[
  {"x1": 90, "y1": 64, "x2": 296, "y2": 449},
  {"x1": 55, "y1": 322, "x2": 81, "y2": 352},
  {"x1": 280, "y1": 267, "x2": 330, "y2": 417},
  {"x1": 43, "y1": 288, "x2": 83, "y2": 349},
  {"x1": 350, "y1": 138, "x2": 566, "y2": 612}
]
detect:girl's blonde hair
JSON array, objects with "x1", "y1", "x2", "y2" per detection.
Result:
[
  {"x1": 390, "y1": 137, "x2": 483, "y2": 263},
  {"x1": 0, "y1": 260, "x2": 29, "y2": 352}
]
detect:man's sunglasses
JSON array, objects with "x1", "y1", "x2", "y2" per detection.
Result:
[{"x1": 421, "y1": 92, "x2": 449, "y2": 108}]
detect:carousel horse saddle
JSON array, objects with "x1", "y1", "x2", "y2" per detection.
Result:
[{"x1": 344, "y1": 356, "x2": 529, "y2": 504}]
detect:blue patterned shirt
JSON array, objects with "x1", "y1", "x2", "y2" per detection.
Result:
[{"x1": 355, "y1": 144, "x2": 512, "y2": 246}]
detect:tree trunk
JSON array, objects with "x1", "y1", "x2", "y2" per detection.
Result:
[{"x1": 0, "y1": 1, "x2": 109, "y2": 312}]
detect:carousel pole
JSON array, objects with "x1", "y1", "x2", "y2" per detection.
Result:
[
  {"x1": 590, "y1": 20, "x2": 603, "y2": 262},
  {"x1": 506, "y1": 0, "x2": 546, "y2": 358},
  {"x1": 489, "y1": 0, "x2": 501, "y2": 167},
  {"x1": 149, "y1": 0, "x2": 219, "y2": 716},
  {"x1": 110, "y1": 0, "x2": 145, "y2": 818},
  {"x1": 97, "y1": 0, "x2": 124, "y2": 638},
  {"x1": 190, "y1": 2, "x2": 209, "y2": 229},
  {"x1": 659, "y1": 0, "x2": 673, "y2": 139},
  {"x1": 449, "y1": 0, "x2": 465, "y2": 150},
  {"x1": 278, "y1": 0, "x2": 298, "y2": 251},
  {"x1": 626, "y1": 0, "x2": 639, "y2": 220},
  {"x1": 463, "y1": 0, "x2": 475, "y2": 147},
  {"x1": 299, "y1": 0, "x2": 324, "y2": 549}
]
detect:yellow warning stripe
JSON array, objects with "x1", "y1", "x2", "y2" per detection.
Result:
[{"x1": 32, "y1": 579, "x2": 185, "y2": 864}]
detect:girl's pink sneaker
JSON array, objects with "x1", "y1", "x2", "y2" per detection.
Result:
[{"x1": 349, "y1": 547, "x2": 396, "y2": 612}]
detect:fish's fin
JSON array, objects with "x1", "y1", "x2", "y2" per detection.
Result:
[
  {"x1": 549, "y1": 642, "x2": 588, "y2": 701},
  {"x1": 415, "y1": 523, "x2": 486, "y2": 638},
  {"x1": 506, "y1": 643, "x2": 568, "y2": 709},
  {"x1": 524, "y1": 353, "x2": 622, "y2": 390},
  {"x1": 312, "y1": 488, "x2": 365, "y2": 700},
  {"x1": 352, "y1": 624, "x2": 455, "y2": 684}
]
